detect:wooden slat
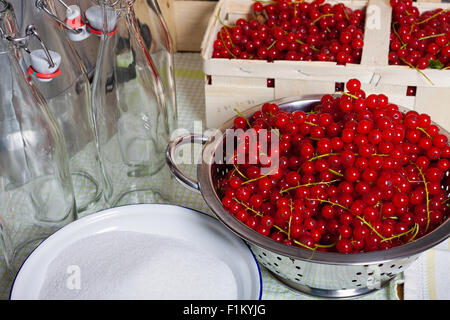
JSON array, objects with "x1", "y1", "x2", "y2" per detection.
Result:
[
  {"x1": 274, "y1": 80, "x2": 335, "y2": 100},
  {"x1": 205, "y1": 85, "x2": 274, "y2": 128},
  {"x1": 174, "y1": 1, "x2": 217, "y2": 51},
  {"x1": 360, "y1": 0, "x2": 392, "y2": 67},
  {"x1": 414, "y1": 87, "x2": 450, "y2": 131}
]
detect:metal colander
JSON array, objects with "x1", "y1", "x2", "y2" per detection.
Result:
[{"x1": 166, "y1": 96, "x2": 450, "y2": 298}]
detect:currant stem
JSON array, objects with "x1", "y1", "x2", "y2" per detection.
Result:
[
  {"x1": 233, "y1": 108, "x2": 252, "y2": 128},
  {"x1": 308, "y1": 153, "x2": 338, "y2": 162},
  {"x1": 417, "y1": 9, "x2": 448, "y2": 25},
  {"x1": 392, "y1": 22, "x2": 406, "y2": 46},
  {"x1": 311, "y1": 13, "x2": 334, "y2": 25},
  {"x1": 418, "y1": 33, "x2": 446, "y2": 41},
  {"x1": 241, "y1": 167, "x2": 277, "y2": 185},
  {"x1": 381, "y1": 223, "x2": 418, "y2": 243},
  {"x1": 356, "y1": 216, "x2": 386, "y2": 240},
  {"x1": 216, "y1": 8, "x2": 233, "y2": 29},
  {"x1": 306, "y1": 198, "x2": 349, "y2": 211},
  {"x1": 407, "y1": 223, "x2": 420, "y2": 243},
  {"x1": 314, "y1": 241, "x2": 337, "y2": 248},
  {"x1": 280, "y1": 179, "x2": 340, "y2": 194},
  {"x1": 233, "y1": 165, "x2": 248, "y2": 179},
  {"x1": 219, "y1": 32, "x2": 237, "y2": 59},
  {"x1": 328, "y1": 168, "x2": 344, "y2": 178},
  {"x1": 339, "y1": 91, "x2": 359, "y2": 100},
  {"x1": 292, "y1": 239, "x2": 316, "y2": 251},
  {"x1": 400, "y1": 57, "x2": 434, "y2": 86},
  {"x1": 416, "y1": 126, "x2": 431, "y2": 138},
  {"x1": 413, "y1": 163, "x2": 431, "y2": 231},
  {"x1": 233, "y1": 197, "x2": 262, "y2": 217},
  {"x1": 267, "y1": 40, "x2": 277, "y2": 50}
]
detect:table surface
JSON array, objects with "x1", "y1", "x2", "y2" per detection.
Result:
[{"x1": 0, "y1": 52, "x2": 403, "y2": 300}]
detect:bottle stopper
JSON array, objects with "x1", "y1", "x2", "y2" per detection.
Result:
[
  {"x1": 65, "y1": 5, "x2": 90, "y2": 42},
  {"x1": 85, "y1": 5, "x2": 118, "y2": 36},
  {"x1": 28, "y1": 49, "x2": 61, "y2": 82}
]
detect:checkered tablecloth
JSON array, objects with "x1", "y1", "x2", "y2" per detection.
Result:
[{"x1": 0, "y1": 52, "x2": 403, "y2": 300}]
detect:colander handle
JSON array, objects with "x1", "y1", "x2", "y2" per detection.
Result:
[{"x1": 166, "y1": 134, "x2": 207, "y2": 194}]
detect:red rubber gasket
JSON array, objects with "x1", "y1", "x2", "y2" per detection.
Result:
[
  {"x1": 27, "y1": 66, "x2": 61, "y2": 79},
  {"x1": 86, "y1": 23, "x2": 117, "y2": 36}
]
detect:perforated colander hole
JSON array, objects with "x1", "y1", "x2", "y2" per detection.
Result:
[
  {"x1": 297, "y1": 274, "x2": 303, "y2": 277},
  {"x1": 351, "y1": 279, "x2": 357, "y2": 283},
  {"x1": 295, "y1": 266, "x2": 301, "y2": 270},
  {"x1": 276, "y1": 256, "x2": 282, "y2": 261},
  {"x1": 356, "y1": 272, "x2": 362, "y2": 275},
  {"x1": 390, "y1": 264, "x2": 396, "y2": 268},
  {"x1": 398, "y1": 265, "x2": 403, "y2": 269},
  {"x1": 274, "y1": 263, "x2": 279, "y2": 267}
]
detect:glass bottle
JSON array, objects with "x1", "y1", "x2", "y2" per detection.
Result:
[
  {"x1": 90, "y1": 0, "x2": 174, "y2": 207},
  {"x1": 133, "y1": 0, "x2": 177, "y2": 134},
  {"x1": 0, "y1": 0, "x2": 76, "y2": 272},
  {"x1": 14, "y1": 0, "x2": 103, "y2": 213}
]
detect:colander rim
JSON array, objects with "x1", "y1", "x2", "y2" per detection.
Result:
[{"x1": 197, "y1": 95, "x2": 450, "y2": 265}]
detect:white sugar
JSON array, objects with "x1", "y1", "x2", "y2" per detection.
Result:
[{"x1": 38, "y1": 231, "x2": 238, "y2": 300}]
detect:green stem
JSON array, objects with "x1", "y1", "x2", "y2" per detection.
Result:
[
  {"x1": 392, "y1": 22, "x2": 406, "y2": 46},
  {"x1": 356, "y1": 216, "x2": 386, "y2": 240},
  {"x1": 381, "y1": 223, "x2": 418, "y2": 243},
  {"x1": 417, "y1": 9, "x2": 448, "y2": 25},
  {"x1": 292, "y1": 239, "x2": 316, "y2": 251},
  {"x1": 311, "y1": 13, "x2": 334, "y2": 25},
  {"x1": 328, "y1": 168, "x2": 344, "y2": 178},
  {"x1": 233, "y1": 198, "x2": 262, "y2": 217},
  {"x1": 341, "y1": 91, "x2": 359, "y2": 100},
  {"x1": 418, "y1": 33, "x2": 446, "y2": 41},
  {"x1": 400, "y1": 57, "x2": 434, "y2": 86},
  {"x1": 308, "y1": 153, "x2": 339, "y2": 162},
  {"x1": 216, "y1": 8, "x2": 233, "y2": 29},
  {"x1": 241, "y1": 167, "x2": 277, "y2": 185},
  {"x1": 219, "y1": 31, "x2": 237, "y2": 59},
  {"x1": 414, "y1": 163, "x2": 431, "y2": 231},
  {"x1": 280, "y1": 180, "x2": 340, "y2": 194},
  {"x1": 306, "y1": 198, "x2": 349, "y2": 211},
  {"x1": 233, "y1": 108, "x2": 252, "y2": 128},
  {"x1": 416, "y1": 126, "x2": 431, "y2": 138},
  {"x1": 407, "y1": 223, "x2": 420, "y2": 242},
  {"x1": 233, "y1": 165, "x2": 248, "y2": 180}
]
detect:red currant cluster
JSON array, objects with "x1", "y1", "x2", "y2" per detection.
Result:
[
  {"x1": 218, "y1": 78, "x2": 450, "y2": 254},
  {"x1": 212, "y1": 0, "x2": 365, "y2": 64},
  {"x1": 389, "y1": 0, "x2": 449, "y2": 69}
]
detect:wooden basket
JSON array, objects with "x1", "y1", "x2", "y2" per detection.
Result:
[{"x1": 200, "y1": 0, "x2": 450, "y2": 129}]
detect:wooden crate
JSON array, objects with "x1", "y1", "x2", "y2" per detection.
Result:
[
  {"x1": 200, "y1": 0, "x2": 450, "y2": 130},
  {"x1": 157, "y1": 0, "x2": 218, "y2": 51}
]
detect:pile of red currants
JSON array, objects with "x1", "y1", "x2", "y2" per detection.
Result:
[
  {"x1": 389, "y1": 0, "x2": 449, "y2": 69},
  {"x1": 218, "y1": 78, "x2": 450, "y2": 254},
  {"x1": 212, "y1": 0, "x2": 365, "y2": 64}
]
